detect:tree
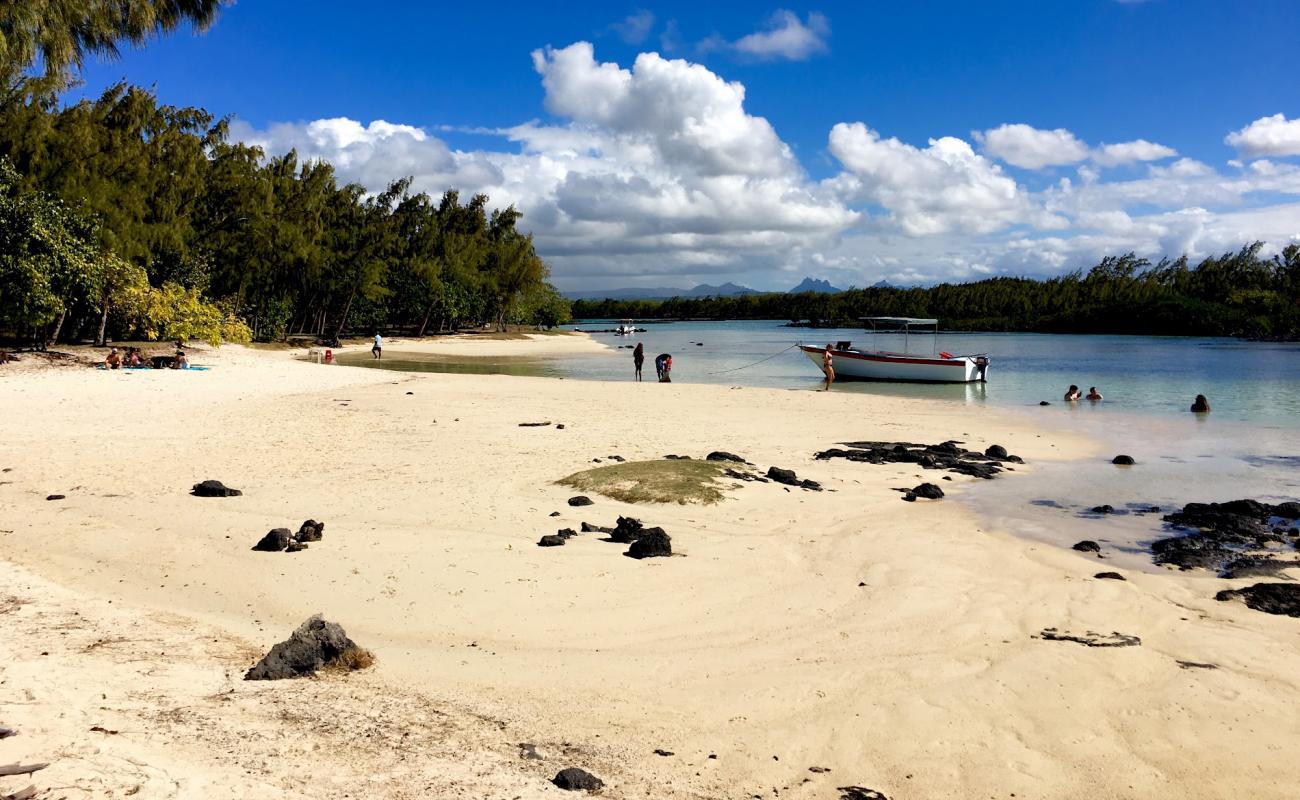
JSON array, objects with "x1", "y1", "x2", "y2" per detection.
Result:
[{"x1": 1, "y1": 0, "x2": 223, "y2": 86}]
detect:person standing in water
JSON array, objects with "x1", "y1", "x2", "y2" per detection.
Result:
[
  {"x1": 655, "y1": 353, "x2": 672, "y2": 382},
  {"x1": 633, "y1": 342, "x2": 644, "y2": 382},
  {"x1": 1191, "y1": 394, "x2": 1211, "y2": 413},
  {"x1": 822, "y1": 344, "x2": 835, "y2": 390},
  {"x1": 1086, "y1": 386, "x2": 1103, "y2": 401},
  {"x1": 372, "y1": 332, "x2": 383, "y2": 359},
  {"x1": 1064, "y1": 385, "x2": 1081, "y2": 401}
]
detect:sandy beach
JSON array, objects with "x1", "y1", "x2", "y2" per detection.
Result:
[{"x1": 4, "y1": 332, "x2": 1300, "y2": 799}]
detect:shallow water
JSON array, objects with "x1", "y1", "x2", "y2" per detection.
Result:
[{"x1": 325, "y1": 321, "x2": 1300, "y2": 564}]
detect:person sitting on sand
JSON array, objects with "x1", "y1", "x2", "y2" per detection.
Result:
[
  {"x1": 1064, "y1": 385, "x2": 1081, "y2": 401},
  {"x1": 822, "y1": 344, "x2": 835, "y2": 390},
  {"x1": 1086, "y1": 386, "x2": 1102, "y2": 401},
  {"x1": 170, "y1": 348, "x2": 189, "y2": 370},
  {"x1": 127, "y1": 348, "x2": 142, "y2": 367},
  {"x1": 633, "y1": 342, "x2": 644, "y2": 382},
  {"x1": 104, "y1": 347, "x2": 121, "y2": 369},
  {"x1": 1191, "y1": 394, "x2": 1211, "y2": 413}
]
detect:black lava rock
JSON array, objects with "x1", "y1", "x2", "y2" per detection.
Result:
[
  {"x1": 45, "y1": 494, "x2": 65, "y2": 501},
  {"x1": 537, "y1": 535, "x2": 566, "y2": 547},
  {"x1": 1072, "y1": 540, "x2": 1101, "y2": 553},
  {"x1": 1151, "y1": 535, "x2": 1236, "y2": 571},
  {"x1": 296, "y1": 519, "x2": 324, "y2": 542},
  {"x1": 767, "y1": 466, "x2": 801, "y2": 486},
  {"x1": 800, "y1": 479, "x2": 823, "y2": 491},
  {"x1": 609, "y1": 516, "x2": 644, "y2": 544},
  {"x1": 910, "y1": 483, "x2": 945, "y2": 500},
  {"x1": 627, "y1": 527, "x2": 672, "y2": 559},
  {"x1": 816, "y1": 440, "x2": 1019, "y2": 480},
  {"x1": 1091, "y1": 505, "x2": 1115, "y2": 514},
  {"x1": 706, "y1": 451, "x2": 747, "y2": 463},
  {"x1": 192, "y1": 479, "x2": 242, "y2": 497},
  {"x1": 838, "y1": 788, "x2": 891, "y2": 800},
  {"x1": 1039, "y1": 400, "x2": 1051, "y2": 405},
  {"x1": 581, "y1": 521, "x2": 613, "y2": 534},
  {"x1": 553, "y1": 768, "x2": 604, "y2": 791},
  {"x1": 1094, "y1": 572, "x2": 1126, "y2": 581},
  {"x1": 1276, "y1": 501, "x2": 1300, "y2": 519},
  {"x1": 253, "y1": 528, "x2": 293, "y2": 552},
  {"x1": 985, "y1": 444, "x2": 1008, "y2": 459},
  {"x1": 1111, "y1": 455, "x2": 1135, "y2": 466},
  {"x1": 556, "y1": 527, "x2": 578, "y2": 539},
  {"x1": 1215, "y1": 583, "x2": 1300, "y2": 617},
  {"x1": 567, "y1": 495, "x2": 594, "y2": 507},
  {"x1": 1219, "y1": 556, "x2": 1300, "y2": 579},
  {"x1": 549, "y1": 511, "x2": 561, "y2": 517},
  {"x1": 244, "y1": 615, "x2": 363, "y2": 680},
  {"x1": 285, "y1": 540, "x2": 308, "y2": 552}
]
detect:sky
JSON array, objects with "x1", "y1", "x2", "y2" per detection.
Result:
[{"x1": 71, "y1": 0, "x2": 1300, "y2": 291}]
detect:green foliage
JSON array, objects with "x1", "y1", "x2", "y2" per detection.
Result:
[
  {"x1": 139, "y1": 281, "x2": 251, "y2": 345},
  {"x1": 0, "y1": 0, "x2": 223, "y2": 84},
  {"x1": 0, "y1": 157, "x2": 101, "y2": 330},
  {"x1": 0, "y1": 86, "x2": 566, "y2": 344},
  {"x1": 572, "y1": 246, "x2": 1300, "y2": 340}
]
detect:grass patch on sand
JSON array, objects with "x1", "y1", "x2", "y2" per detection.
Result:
[{"x1": 557, "y1": 459, "x2": 734, "y2": 505}]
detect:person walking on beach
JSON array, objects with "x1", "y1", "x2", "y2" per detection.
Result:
[
  {"x1": 633, "y1": 342, "x2": 644, "y2": 382},
  {"x1": 1064, "y1": 385, "x2": 1081, "y2": 401},
  {"x1": 372, "y1": 332, "x2": 383, "y2": 360},
  {"x1": 822, "y1": 344, "x2": 835, "y2": 390},
  {"x1": 1086, "y1": 386, "x2": 1103, "y2": 401},
  {"x1": 1191, "y1": 394, "x2": 1211, "y2": 413}
]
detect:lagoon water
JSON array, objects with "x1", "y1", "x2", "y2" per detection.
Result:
[{"x1": 336, "y1": 320, "x2": 1300, "y2": 564}]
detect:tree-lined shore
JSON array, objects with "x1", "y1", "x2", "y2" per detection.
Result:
[{"x1": 574, "y1": 246, "x2": 1300, "y2": 339}]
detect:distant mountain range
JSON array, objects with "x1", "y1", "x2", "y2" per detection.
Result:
[
  {"x1": 788, "y1": 277, "x2": 842, "y2": 293},
  {"x1": 564, "y1": 276, "x2": 888, "y2": 301}
]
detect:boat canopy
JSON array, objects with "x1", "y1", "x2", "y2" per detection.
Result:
[{"x1": 860, "y1": 316, "x2": 938, "y2": 326}]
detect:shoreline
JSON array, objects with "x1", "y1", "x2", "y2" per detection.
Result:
[{"x1": 4, "y1": 339, "x2": 1300, "y2": 798}]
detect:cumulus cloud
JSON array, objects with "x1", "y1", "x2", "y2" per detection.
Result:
[
  {"x1": 976, "y1": 123, "x2": 1177, "y2": 169},
  {"x1": 610, "y1": 10, "x2": 655, "y2": 45},
  {"x1": 827, "y1": 123, "x2": 1056, "y2": 235},
  {"x1": 1091, "y1": 138, "x2": 1178, "y2": 167},
  {"x1": 1226, "y1": 113, "x2": 1300, "y2": 158},
  {"x1": 230, "y1": 43, "x2": 1300, "y2": 289},
  {"x1": 974, "y1": 124, "x2": 1090, "y2": 169},
  {"x1": 720, "y1": 10, "x2": 830, "y2": 61}
]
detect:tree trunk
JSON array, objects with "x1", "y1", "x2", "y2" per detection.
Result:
[
  {"x1": 333, "y1": 284, "x2": 358, "y2": 340},
  {"x1": 417, "y1": 304, "x2": 434, "y2": 337},
  {"x1": 49, "y1": 308, "x2": 67, "y2": 345},
  {"x1": 95, "y1": 303, "x2": 110, "y2": 347}
]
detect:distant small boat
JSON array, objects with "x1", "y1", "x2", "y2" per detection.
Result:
[
  {"x1": 616, "y1": 318, "x2": 637, "y2": 336},
  {"x1": 800, "y1": 317, "x2": 990, "y2": 383}
]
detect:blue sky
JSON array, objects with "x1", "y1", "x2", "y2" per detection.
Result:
[{"x1": 72, "y1": 1, "x2": 1300, "y2": 290}]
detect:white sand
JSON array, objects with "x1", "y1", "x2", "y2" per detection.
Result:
[{"x1": 3, "y1": 337, "x2": 1299, "y2": 799}]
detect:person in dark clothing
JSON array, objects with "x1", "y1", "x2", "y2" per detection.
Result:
[
  {"x1": 654, "y1": 353, "x2": 672, "y2": 382},
  {"x1": 1190, "y1": 394, "x2": 1211, "y2": 413},
  {"x1": 633, "y1": 342, "x2": 644, "y2": 382}
]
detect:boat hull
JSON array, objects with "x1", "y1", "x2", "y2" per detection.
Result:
[{"x1": 801, "y1": 346, "x2": 988, "y2": 383}]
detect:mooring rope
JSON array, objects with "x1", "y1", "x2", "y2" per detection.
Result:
[{"x1": 706, "y1": 342, "x2": 802, "y2": 375}]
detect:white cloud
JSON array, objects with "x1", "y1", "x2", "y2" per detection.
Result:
[
  {"x1": 1091, "y1": 138, "x2": 1178, "y2": 166},
  {"x1": 1226, "y1": 113, "x2": 1300, "y2": 158},
  {"x1": 611, "y1": 10, "x2": 655, "y2": 45},
  {"x1": 828, "y1": 123, "x2": 1055, "y2": 235},
  {"x1": 976, "y1": 123, "x2": 1177, "y2": 169},
  {"x1": 975, "y1": 124, "x2": 1090, "y2": 169},
  {"x1": 727, "y1": 10, "x2": 830, "y2": 61},
  {"x1": 230, "y1": 45, "x2": 1300, "y2": 289}
]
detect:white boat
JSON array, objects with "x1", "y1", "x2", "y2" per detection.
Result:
[
  {"x1": 799, "y1": 317, "x2": 990, "y2": 383},
  {"x1": 616, "y1": 318, "x2": 637, "y2": 336}
]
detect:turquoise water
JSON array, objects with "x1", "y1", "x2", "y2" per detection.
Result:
[{"x1": 337, "y1": 320, "x2": 1300, "y2": 425}]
